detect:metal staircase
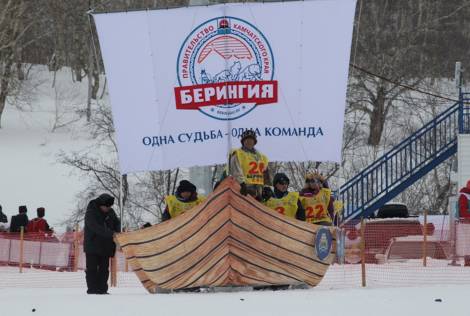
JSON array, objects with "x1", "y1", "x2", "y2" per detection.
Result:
[{"x1": 340, "y1": 95, "x2": 470, "y2": 223}]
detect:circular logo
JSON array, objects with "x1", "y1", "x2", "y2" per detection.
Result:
[
  {"x1": 314, "y1": 227, "x2": 333, "y2": 261},
  {"x1": 176, "y1": 17, "x2": 275, "y2": 120}
]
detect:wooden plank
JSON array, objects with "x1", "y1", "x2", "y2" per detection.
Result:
[
  {"x1": 142, "y1": 222, "x2": 231, "y2": 286},
  {"x1": 116, "y1": 188, "x2": 230, "y2": 247},
  {"x1": 229, "y1": 222, "x2": 329, "y2": 279},
  {"x1": 228, "y1": 252, "x2": 296, "y2": 285},
  {"x1": 230, "y1": 206, "x2": 335, "y2": 265},
  {"x1": 158, "y1": 238, "x2": 230, "y2": 289},
  {"x1": 228, "y1": 238, "x2": 322, "y2": 286},
  {"x1": 131, "y1": 208, "x2": 230, "y2": 269}
]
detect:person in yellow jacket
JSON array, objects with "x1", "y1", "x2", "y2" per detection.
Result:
[
  {"x1": 162, "y1": 180, "x2": 205, "y2": 221},
  {"x1": 299, "y1": 173, "x2": 334, "y2": 226},
  {"x1": 255, "y1": 172, "x2": 304, "y2": 292},
  {"x1": 229, "y1": 129, "x2": 271, "y2": 200},
  {"x1": 264, "y1": 173, "x2": 305, "y2": 221}
]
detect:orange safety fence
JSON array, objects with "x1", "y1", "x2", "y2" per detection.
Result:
[
  {"x1": 326, "y1": 217, "x2": 470, "y2": 288},
  {"x1": 0, "y1": 231, "x2": 132, "y2": 272},
  {"x1": 1, "y1": 219, "x2": 470, "y2": 289}
]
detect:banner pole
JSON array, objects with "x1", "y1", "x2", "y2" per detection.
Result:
[
  {"x1": 360, "y1": 218, "x2": 366, "y2": 287},
  {"x1": 423, "y1": 209, "x2": 428, "y2": 267},
  {"x1": 124, "y1": 227, "x2": 129, "y2": 273},
  {"x1": 73, "y1": 223, "x2": 80, "y2": 272},
  {"x1": 109, "y1": 254, "x2": 117, "y2": 287},
  {"x1": 120, "y1": 175, "x2": 124, "y2": 232}
]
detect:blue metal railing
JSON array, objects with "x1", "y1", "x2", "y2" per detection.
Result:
[
  {"x1": 460, "y1": 93, "x2": 470, "y2": 134},
  {"x1": 340, "y1": 101, "x2": 461, "y2": 223}
]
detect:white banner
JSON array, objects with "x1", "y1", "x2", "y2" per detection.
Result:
[{"x1": 94, "y1": 0, "x2": 356, "y2": 174}]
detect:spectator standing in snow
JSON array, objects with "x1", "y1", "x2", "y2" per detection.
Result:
[
  {"x1": 229, "y1": 129, "x2": 271, "y2": 200},
  {"x1": 162, "y1": 180, "x2": 206, "y2": 222},
  {"x1": 84, "y1": 193, "x2": 121, "y2": 294},
  {"x1": 9, "y1": 205, "x2": 28, "y2": 233},
  {"x1": 458, "y1": 180, "x2": 470, "y2": 220},
  {"x1": 0, "y1": 205, "x2": 8, "y2": 232},
  {"x1": 26, "y1": 207, "x2": 53, "y2": 233},
  {"x1": 458, "y1": 180, "x2": 470, "y2": 266}
]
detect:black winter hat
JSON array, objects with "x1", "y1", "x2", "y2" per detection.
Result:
[
  {"x1": 37, "y1": 207, "x2": 45, "y2": 218},
  {"x1": 19, "y1": 205, "x2": 27, "y2": 213},
  {"x1": 177, "y1": 180, "x2": 197, "y2": 194},
  {"x1": 96, "y1": 193, "x2": 115, "y2": 207},
  {"x1": 273, "y1": 173, "x2": 290, "y2": 186},
  {"x1": 240, "y1": 129, "x2": 257, "y2": 145}
]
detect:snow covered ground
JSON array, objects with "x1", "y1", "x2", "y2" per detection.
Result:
[
  {"x1": 2, "y1": 260, "x2": 470, "y2": 316},
  {"x1": 0, "y1": 66, "x2": 96, "y2": 230},
  {"x1": 1, "y1": 280, "x2": 468, "y2": 316}
]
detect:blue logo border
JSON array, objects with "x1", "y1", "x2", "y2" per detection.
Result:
[
  {"x1": 176, "y1": 16, "x2": 275, "y2": 121},
  {"x1": 314, "y1": 227, "x2": 333, "y2": 261}
]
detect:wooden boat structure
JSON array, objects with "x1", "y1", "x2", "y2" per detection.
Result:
[{"x1": 115, "y1": 177, "x2": 336, "y2": 293}]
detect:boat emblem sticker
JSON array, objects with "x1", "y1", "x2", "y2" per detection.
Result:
[
  {"x1": 315, "y1": 227, "x2": 333, "y2": 261},
  {"x1": 175, "y1": 17, "x2": 277, "y2": 120}
]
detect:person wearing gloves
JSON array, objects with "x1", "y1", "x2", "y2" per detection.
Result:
[
  {"x1": 299, "y1": 173, "x2": 334, "y2": 226},
  {"x1": 229, "y1": 129, "x2": 271, "y2": 200},
  {"x1": 84, "y1": 193, "x2": 121, "y2": 294}
]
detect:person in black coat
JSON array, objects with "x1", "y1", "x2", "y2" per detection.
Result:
[
  {"x1": 0, "y1": 205, "x2": 8, "y2": 232},
  {"x1": 0, "y1": 205, "x2": 7, "y2": 223},
  {"x1": 84, "y1": 193, "x2": 121, "y2": 294},
  {"x1": 9, "y1": 205, "x2": 28, "y2": 233}
]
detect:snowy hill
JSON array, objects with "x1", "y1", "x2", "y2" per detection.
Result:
[{"x1": 0, "y1": 66, "x2": 97, "y2": 231}]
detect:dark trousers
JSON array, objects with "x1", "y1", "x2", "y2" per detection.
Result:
[{"x1": 85, "y1": 253, "x2": 110, "y2": 294}]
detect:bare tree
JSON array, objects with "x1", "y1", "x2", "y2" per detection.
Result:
[
  {"x1": 51, "y1": 80, "x2": 83, "y2": 132},
  {"x1": 59, "y1": 103, "x2": 181, "y2": 229},
  {"x1": 0, "y1": 0, "x2": 38, "y2": 128}
]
